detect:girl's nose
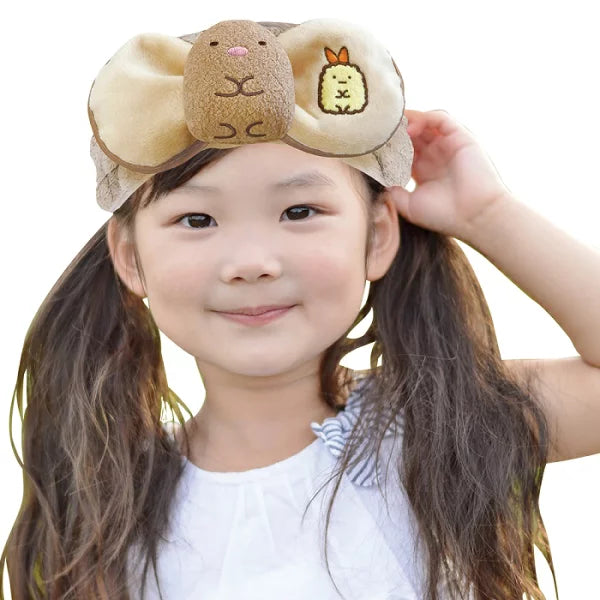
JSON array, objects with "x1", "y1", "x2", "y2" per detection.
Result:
[{"x1": 227, "y1": 46, "x2": 248, "y2": 56}]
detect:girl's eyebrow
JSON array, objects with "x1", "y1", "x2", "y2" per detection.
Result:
[{"x1": 178, "y1": 169, "x2": 338, "y2": 194}]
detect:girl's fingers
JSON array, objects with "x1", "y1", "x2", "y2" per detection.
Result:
[
  {"x1": 420, "y1": 128, "x2": 439, "y2": 144},
  {"x1": 405, "y1": 108, "x2": 456, "y2": 138},
  {"x1": 411, "y1": 133, "x2": 429, "y2": 155},
  {"x1": 410, "y1": 125, "x2": 439, "y2": 153}
]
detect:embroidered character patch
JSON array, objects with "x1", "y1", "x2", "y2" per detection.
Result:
[{"x1": 318, "y1": 46, "x2": 368, "y2": 115}]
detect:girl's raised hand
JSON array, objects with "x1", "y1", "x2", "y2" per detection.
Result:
[{"x1": 389, "y1": 109, "x2": 512, "y2": 240}]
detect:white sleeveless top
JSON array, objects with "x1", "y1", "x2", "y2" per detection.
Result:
[{"x1": 125, "y1": 376, "x2": 452, "y2": 599}]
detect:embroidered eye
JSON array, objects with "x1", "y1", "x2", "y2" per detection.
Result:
[
  {"x1": 258, "y1": 41, "x2": 266, "y2": 46},
  {"x1": 209, "y1": 41, "x2": 218, "y2": 46}
]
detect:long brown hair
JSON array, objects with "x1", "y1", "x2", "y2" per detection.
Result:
[{"x1": 1, "y1": 142, "x2": 558, "y2": 599}]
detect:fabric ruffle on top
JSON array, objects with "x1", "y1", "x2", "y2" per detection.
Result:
[{"x1": 310, "y1": 374, "x2": 405, "y2": 487}]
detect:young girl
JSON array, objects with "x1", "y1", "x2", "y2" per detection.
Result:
[{"x1": 2, "y1": 17, "x2": 599, "y2": 600}]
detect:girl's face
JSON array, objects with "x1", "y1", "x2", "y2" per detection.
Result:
[{"x1": 112, "y1": 142, "x2": 399, "y2": 386}]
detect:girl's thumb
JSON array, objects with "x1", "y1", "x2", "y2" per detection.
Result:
[{"x1": 389, "y1": 186, "x2": 411, "y2": 220}]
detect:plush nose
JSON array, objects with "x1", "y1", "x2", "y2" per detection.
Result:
[{"x1": 227, "y1": 46, "x2": 248, "y2": 56}]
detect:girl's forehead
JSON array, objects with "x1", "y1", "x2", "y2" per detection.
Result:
[
  {"x1": 137, "y1": 143, "x2": 370, "y2": 214},
  {"x1": 186, "y1": 141, "x2": 354, "y2": 184},
  {"x1": 179, "y1": 167, "x2": 344, "y2": 194},
  {"x1": 165, "y1": 152, "x2": 365, "y2": 203}
]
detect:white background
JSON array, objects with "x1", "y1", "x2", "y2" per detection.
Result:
[{"x1": 1, "y1": 1, "x2": 598, "y2": 598}]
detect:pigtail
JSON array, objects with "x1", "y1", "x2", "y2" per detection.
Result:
[
  {"x1": 0, "y1": 203, "x2": 193, "y2": 599},
  {"x1": 373, "y1": 221, "x2": 555, "y2": 599},
  {"x1": 320, "y1": 207, "x2": 557, "y2": 600}
]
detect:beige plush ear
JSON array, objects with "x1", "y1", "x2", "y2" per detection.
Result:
[
  {"x1": 88, "y1": 33, "x2": 202, "y2": 173},
  {"x1": 276, "y1": 18, "x2": 406, "y2": 157}
]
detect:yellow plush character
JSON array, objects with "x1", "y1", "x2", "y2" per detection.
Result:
[{"x1": 319, "y1": 46, "x2": 368, "y2": 114}]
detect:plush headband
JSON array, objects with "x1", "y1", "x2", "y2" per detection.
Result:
[{"x1": 88, "y1": 18, "x2": 414, "y2": 213}]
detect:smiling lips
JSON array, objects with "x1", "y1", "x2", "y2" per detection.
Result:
[
  {"x1": 217, "y1": 306, "x2": 295, "y2": 325},
  {"x1": 219, "y1": 304, "x2": 294, "y2": 316}
]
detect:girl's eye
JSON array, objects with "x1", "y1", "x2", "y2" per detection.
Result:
[
  {"x1": 175, "y1": 205, "x2": 324, "y2": 229},
  {"x1": 282, "y1": 205, "x2": 324, "y2": 221}
]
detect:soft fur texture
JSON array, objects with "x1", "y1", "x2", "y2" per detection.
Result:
[{"x1": 88, "y1": 18, "x2": 414, "y2": 212}]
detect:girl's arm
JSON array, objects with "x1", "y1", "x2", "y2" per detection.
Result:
[
  {"x1": 464, "y1": 193, "x2": 600, "y2": 462},
  {"x1": 395, "y1": 108, "x2": 600, "y2": 463}
]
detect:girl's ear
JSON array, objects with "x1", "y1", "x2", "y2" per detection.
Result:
[
  {"x1": 365, "y1": 191, "x2": 401, "y2": 282},
  {"x1": 106, "y1": 217, "x2": 147, "y2": 298}
]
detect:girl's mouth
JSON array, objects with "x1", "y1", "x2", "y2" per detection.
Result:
[{"x1": 216, "y1": 305, "x2": 295, "y2": 326}]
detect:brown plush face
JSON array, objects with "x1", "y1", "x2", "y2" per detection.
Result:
[{"x1": 183, "y1": 20, "x2": 296, "y2": 144}]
